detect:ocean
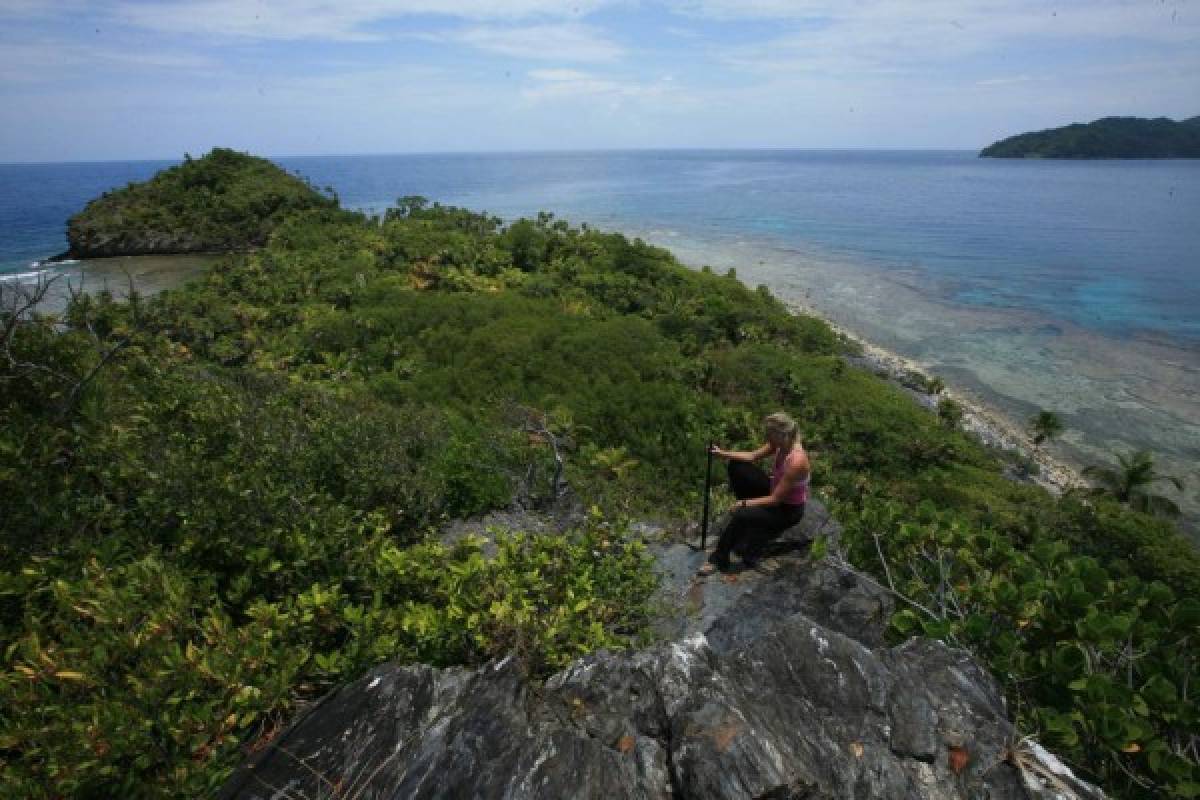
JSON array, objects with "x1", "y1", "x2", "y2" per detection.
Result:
[{"x1": 3, "y1": 150, "x2": 1199, "y2": 517}]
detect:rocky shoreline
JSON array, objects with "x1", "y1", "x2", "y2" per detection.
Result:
[
  {"x1": 8, "y1": 254, "x2": 216, "y2": 316},
  {"x1": 781, "y1": 299, "x2": 1084, "y2": 496}
]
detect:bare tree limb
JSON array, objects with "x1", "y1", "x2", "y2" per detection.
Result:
[
  {"x1": 56, "y1": 337, "x2": 128, "y2": 420},
  {"x1": 3, "y1": 270, "x2": 134, "y2": 421},
  {"x1": 0, "y1": 274, "x2": 72, "y2": 384},
  {"x1": 518, "y1": 406, "x2": 573, "y2": 503}
]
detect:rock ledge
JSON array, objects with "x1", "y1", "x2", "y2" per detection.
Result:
[{"x1": 220, "y1": 506, "x2": 1103, "y2": 800}]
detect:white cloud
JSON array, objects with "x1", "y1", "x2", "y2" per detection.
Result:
[
  {"x1": 528, "y1": 68, "x2": 594, "y2": 81},
  {"x1": 673, "y1": 0, "x2": 1195, "y2": 34},
  {"x1": 453, "y1": 23, "x2": 623, "y2": 61},
  {"x1": 521, "y1": 67, "x2": 683, "y2": 106},
  {"x1": 1, "y1": 59, "x2": 522, "y2": 159},
  {"x1": 707, "y1": 0, "x2": 1199, "y2": 78},
  {"x1": 0, "y1": 38, "x2": 216, "y2": 85},
  {"x1": 111, "y1": 0, "x2": 619, "y2": 41},
  {"x1": 669, "y1": 0, "x2": 823, "y2": 19},
  {"x1": 976, "y1": 74, "x2": 1040, "y2": 87},
  {"x1": 3, "y1": 0, "x2": 1198, "y2": 158},
  {"x1": 0, "y1": 0, "x2": 87, "y2": 15}
]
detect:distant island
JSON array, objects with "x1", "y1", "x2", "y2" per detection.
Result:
[
  {"x1": 59, "y1": 147, "x2": 335, "y2": 259},
  {"x1": 980, "y1": 115, "x2": 1200, "y2": 159}
]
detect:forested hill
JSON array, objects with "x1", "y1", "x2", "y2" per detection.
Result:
[
  {"x1": 980, "y1": 115, "x2": 1200, "y2": 158},
  {"x1": 2, "y1": 156, "x2": 1197, "y2": 798},
  {"x1": 62, "y1": 147, "x2": 335, "y2": 259}
]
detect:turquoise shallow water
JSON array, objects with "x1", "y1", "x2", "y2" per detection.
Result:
[
  {"x1": 5, "y1": 151, "x2": 1198, "y2": 343},
  {"x1": 279, "y1": 150, "x2": 1200, "y2": 344},
  {"x1": 3, "y1": 150, "x2": 1199, "y2": 519}
]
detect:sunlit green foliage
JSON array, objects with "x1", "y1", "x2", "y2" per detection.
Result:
[
  {"x1": 65, "y1": 148, "x2": 337, "y2": 256},
  {"x1": 1083, "y1": 450, "x2": 1185, "y2": 518},
  {"x1": 838, "y1": 494, "x2": 1198, "y2": 797},
  {"x1": 1029, "y1": 410, "x2": 1065, "y2": 446},
  {"x1": 0, "y1": 521, "x2": 653, "y2": 797},
  {"x1": 2, "y1": 173, "x2": 1198, "y2": 798}
]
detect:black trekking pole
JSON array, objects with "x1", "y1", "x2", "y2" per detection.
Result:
[{"x1": 700, "y1": 440, "x2": 713, "y2": 551}]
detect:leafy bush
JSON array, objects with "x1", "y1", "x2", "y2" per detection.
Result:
[
  {"x1": 0, "y1": 521, "x2": 655, "y2": 798},
  {"x1": 66, "y1": 148, "x2": 337, "y2": 257},
  {"x1": 5, "y1": 161, "x2": 1198, "y2": 798},
  {"x1": 838, "y1": 494, "x2": 1200, "y2": 796}
]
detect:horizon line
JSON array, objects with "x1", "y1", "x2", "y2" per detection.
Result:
[{"x1": 1, "y1": 145, "x2": 983, "y2": 167}]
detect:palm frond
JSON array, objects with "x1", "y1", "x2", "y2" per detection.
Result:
[{"x1": 1133, "y1": 492, "x2": 1182, "y2": 518}]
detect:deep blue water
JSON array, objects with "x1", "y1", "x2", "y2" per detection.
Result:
[{"x1": 4, "y1": 150, "x2": 1197, "y2": 344}]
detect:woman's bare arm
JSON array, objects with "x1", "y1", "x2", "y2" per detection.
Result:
[{"x1": 711, "y1": 441, "x2": 773, "y2": 463}]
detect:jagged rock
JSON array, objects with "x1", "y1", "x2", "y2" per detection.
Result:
[
  {"x1": 220, "y1": 509, "x2": 1104, "y2": 800},
  {"x1": 439, "y1": 498, "x2": 587, "y2": 558},
  {"x1": 64, "y1": 223, "x2": 211, "y2": 258}
]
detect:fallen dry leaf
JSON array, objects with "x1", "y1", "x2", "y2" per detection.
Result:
[{"x1": 850, "y1": 742, "x2": 864, "y2": 759}]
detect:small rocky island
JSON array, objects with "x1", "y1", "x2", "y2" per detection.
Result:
[
  {"x1": 60, "y1": 147, "x2": 335, "y2": 259},
  {"x1": 980, "y1": 115, "x2": 1200, "y2": 159}
]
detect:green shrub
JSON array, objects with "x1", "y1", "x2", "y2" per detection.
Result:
[
  {"x1": 0, "y1": 522, "x2": 655, "y2": 798},
  {"x1": 6, "y1": 171, "x2": 1198, "y2": 798},
  {"x1": 839, "y1": 494, "x2": 1200, "y2": 797},
  {"x1": 66, "y1": 148, "x2": 336, "y2": 256}
]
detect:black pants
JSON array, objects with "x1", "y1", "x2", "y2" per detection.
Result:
[{"x1": 710, "y1": 461, "x2": 805, "y2": 566}]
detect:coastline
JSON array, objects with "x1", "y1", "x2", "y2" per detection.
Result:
[
  {"x1": 633, "y1": 226, "x2": 1198, "y2": 537},
  {"x1": 1, "y1": 225, "x2": 1173, "y2": 512},
  {"x1": 780, "y1": 296, "x2": 1085, "y2": 495},
  {"x1": 4, "y1": 253, "x2": 216, "y2": 315},
  {"x1": 630, "y1": 228, "x2": 1091, "y2": 495}
]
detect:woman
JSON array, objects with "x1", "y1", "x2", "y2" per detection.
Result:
[{"x1": 699, "y1": 412, "x2": 810, "y2": 575}]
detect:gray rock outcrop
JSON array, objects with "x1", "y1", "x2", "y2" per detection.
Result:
[
  {"x1": 63, "y1": 219, "x2": 212, "y2": 259},
  {"x1": 220, "y1": 504, "x2": 1103, "y2": 800}
]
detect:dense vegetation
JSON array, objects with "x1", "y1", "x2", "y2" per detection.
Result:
[
  {"x1": 980, "y1": 115, "x2": 1200, "y2": 158},
  {"x1": 64, "y1": 148, "x2": 336, "y2": 258},
  {"x1": 2, "y1": 167, "x2": 1197, "y2": 797}
]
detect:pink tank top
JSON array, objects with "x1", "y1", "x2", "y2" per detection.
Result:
[{"x1": 771, "y1": 447, "x2": 809, "y2": 505}]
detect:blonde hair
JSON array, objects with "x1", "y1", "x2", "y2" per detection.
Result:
[{"x1": 764, "y1": 411, "x2": 799, "y2": 445}]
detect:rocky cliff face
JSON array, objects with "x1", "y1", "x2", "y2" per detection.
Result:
[
  {"x1": 219, "y1": 504, "x2": 1103, "y2": 800},
  {"x1": 64, "y1": 216, "x2": 213, "y2": 259}
]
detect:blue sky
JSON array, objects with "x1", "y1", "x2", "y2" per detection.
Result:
[{"x1": 1, "y1": 0, "x2": 1196, "y2": 161}]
